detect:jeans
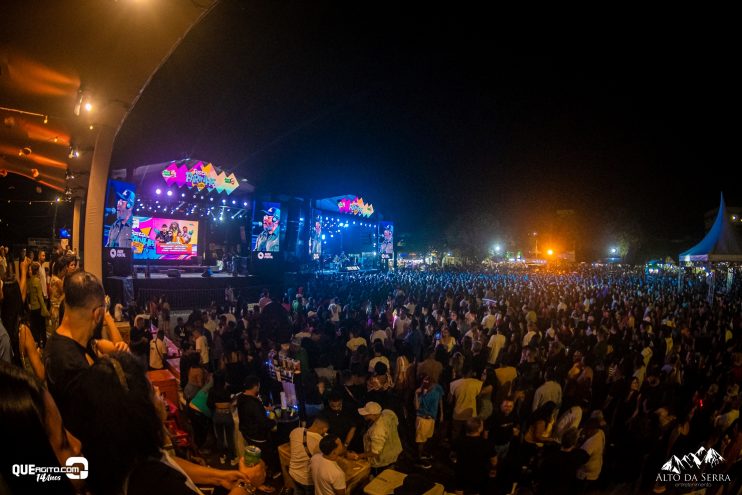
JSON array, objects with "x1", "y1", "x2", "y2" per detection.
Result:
[
  {"x1": 291, "y1": 478, "x2": 314, "y2": 495},
  {"x1": 213, "y1": 409, "x2": 235, "y2": 456}
]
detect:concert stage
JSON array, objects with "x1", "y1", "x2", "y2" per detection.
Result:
[{"x1": 104, "y1": 272, "x2": 280, "y2": 310}]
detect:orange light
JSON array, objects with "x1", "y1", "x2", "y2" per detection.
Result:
[{"x1": 546, "y1": 249, "x2": 554, "y2": 256}]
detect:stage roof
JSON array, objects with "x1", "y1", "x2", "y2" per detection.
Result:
[{"x1": 0, "y1": 0, "x2": 215, "y2": 194}]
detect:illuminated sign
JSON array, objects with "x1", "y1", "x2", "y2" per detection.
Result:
[
  {"x1": 337, "y1": 197, "x2": 374, "y2": 217},
  {"x1": 161, "y1": 160, "x2": 239, "y2": 195}
]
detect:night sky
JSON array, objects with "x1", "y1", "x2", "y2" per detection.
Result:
[{"x1": 111, "y1": 2, "x2": 739, "y2": 255}]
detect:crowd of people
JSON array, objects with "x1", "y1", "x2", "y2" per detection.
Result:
[{"x1": 2, "y1": 251, "x2": 742, "y2": 494}]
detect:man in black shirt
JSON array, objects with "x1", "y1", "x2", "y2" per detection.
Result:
[
  {"x1": 454, "y1": 418, "x2": 496, "y2": 494},
  {"x1": 45, "y1": 270, "x2": 128, "y2": 438},
  {"x1": 485, "y1": 396, "x2": 520, "y2": 461},
  {"x1": 324, "y1": 391, "x2": 359, "y2": 451},
  {"x1": 237, "y1": 375, "x2": 278, "y2": 473},
  {"x1": 538, "y1": 428, "x2": 589, "y2": 495}
]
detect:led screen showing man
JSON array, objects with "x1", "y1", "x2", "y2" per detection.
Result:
[
  {"x1": 131, "y1": 217, "x2": 199, "y2": 260},
  {"x1": 103, "y1": 180, "x2": 136, "y2": 248},
  {"x1": 379, "y1": 223, "x2": 394, "y2": 257},
  {"x1": 253, "y1": 204, "x2": 281, "y2": 252},
  {"x1": 309, "y1": 216, "x2": 323, "y2": 259}
]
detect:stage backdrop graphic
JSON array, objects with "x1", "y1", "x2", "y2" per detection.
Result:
[
  {"x1": 103, "y1": 179, "x2": 137, "y2": 248},
  {"x1": 252, "y1": 201, "x2": 283, "y2": 260},
  {"x1": 131, "y1": 217, "x2": 199, "y2": 260}
]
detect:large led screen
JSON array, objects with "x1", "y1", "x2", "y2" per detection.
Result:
[
  {"x1": 252, "y1": 201, "x2": 282, "y2": 253},
  {"x1": 131, "y1": 217, "x2": 199, "y2": 260},
  {"x1": 103, "y1": 179, "x2": 136, "y2": 248}
]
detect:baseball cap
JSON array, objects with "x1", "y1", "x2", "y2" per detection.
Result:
[
  {"x1": 262, "y1": 207, "x2": 281, "y2": 222},
  {"x1": 117, "y1": 189, "x2": 136, "y2": 208},
  {"x1": 358, "y1": 401, "x2": 382, "y2": 416}
]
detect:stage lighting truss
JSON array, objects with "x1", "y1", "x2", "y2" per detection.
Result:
[{"x1": 133, "y1": 198, "x2": 249, "y2": 220}]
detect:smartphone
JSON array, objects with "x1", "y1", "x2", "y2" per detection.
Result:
[{"x1": 435, "y1": 332, "x2": 441, "y2": 340}]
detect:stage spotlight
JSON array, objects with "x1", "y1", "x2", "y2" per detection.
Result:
[
  {"x1": 181, "y1": 193, "x2": 186, "y2": 198},
  {"x1": 243, "y1": 202, "x2": 248, "y2": 207},
  {"x1": 84, "y1": 101, "x2": 93, "y2": 112},
  {"x1": 166, "y1": 190, "x2": 173, "y2": 197},
  {"x1": 222, "y1": 199, "x2": 226, "y2": 204},
  {"x1": 231, "y1": 200, "x2": 236, "y2": 205},
  {"x1": 210, "y1": 197, "x2": 214, "y2": 202},
  {"x1": 155, "y1": 188, "x2": 161, "y2": 195}
]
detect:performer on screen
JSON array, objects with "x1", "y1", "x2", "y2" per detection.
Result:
[
  {"x1": 179, "y1": 226, "x2": 193, "y2": 244},
  {"x1": 310, "y1": 220, "x2": 322, "y2": 256},
  {"x1": 106, "y1": 189, "x2": 135, "y2": 248},
  {"x1": 381, "y1": 225, "x2": 394, "y2": 254},
  {"x1": 155, "y1": 224, "x2": 171, "y2": 243},
  {"x1": 254, "y1": 207, "x2": 280, "y2": 252}
]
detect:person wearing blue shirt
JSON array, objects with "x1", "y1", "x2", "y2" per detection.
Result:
[{"x1": 414, "y1": 374, "x2": 444, "y2": 468}]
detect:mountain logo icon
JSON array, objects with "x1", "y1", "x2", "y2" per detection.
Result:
[{"x1": 660, "y1": 447, "x2": 725, "y2": 474}]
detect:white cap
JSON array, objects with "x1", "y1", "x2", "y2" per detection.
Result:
[{"x1": 357, "y1": 401, "x2": 382, "y2": 416}]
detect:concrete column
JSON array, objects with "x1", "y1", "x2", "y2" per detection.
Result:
[
  {"x1": 72, "y1": 198, "x2": 82, "y2": 254},
  {"x1": 83, "y1": 125, "x2": 116, "y2": 279}
]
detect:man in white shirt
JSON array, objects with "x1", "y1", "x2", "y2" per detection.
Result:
[
  {"x1": 576, "y1": 418, "x2": 606, "y2": 485},
  {"x1": 532, "y1": 371, "x2": 562, "y2": 412},
  {"x1": 369, "y1": 326, "x2": 388, "y2": 346},
  {"x1": 194, "y1": 327, "x2": 209, "y2": 367},
  {"x1": 392, "y1": 309, "x2": 409, "y2": 340},
  {"x1": 346, "y1": 329, "x2": 367, "y2": 353},
  {"x1": 37, "y1": 250, "x2": 49, "y2": 302},
  {"x1": 481, "y1": 307, "x2": 497, "y2": 331},
  {"x1": 149, "y1": 329, "x2": 168, "y2": 370},
  {"x1": 449, "y1": 368, "x2": 484, "y2": 439},
  {"x1": 522, "y1": 322, "x2": 538, "y2": 347},
  {"x1": 310, "y1": 434, "x2": 346, "y2": 495},
  {"x1": 289, "y1": 416, "x2": 329, "y2": 495},
  {"x1": 203, "y1": 312, "x2": 218, "y2": 337},
  {"x1": 487, "y1": 328, "x2": 506, "y2": 365}
]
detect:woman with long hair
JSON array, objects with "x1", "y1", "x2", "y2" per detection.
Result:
[
  {"x1": 75, "y1": 352, "x2": 264, "y2": 495},
  {"x1": 0, "y1": 361, "x2": 80, "y2": 495}
]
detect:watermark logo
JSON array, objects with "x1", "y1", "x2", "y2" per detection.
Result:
[
  {"x1": 65, "y1": 457, "x2": 88, "y2": 480},
  {"x1": 11, "y1": 456, "x2": 88, "y2": 482},
  {"x1": 656, "y1": 447, "x2": 730, "y2": 488}
]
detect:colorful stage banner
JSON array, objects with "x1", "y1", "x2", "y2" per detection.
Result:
[{"x1": 161, "y1": 160, "x2": 239, "y2": 195}]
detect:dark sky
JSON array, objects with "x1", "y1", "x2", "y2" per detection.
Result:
[{"x1": 112, "y1": 2, "x2": 739, "y2": 249}]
